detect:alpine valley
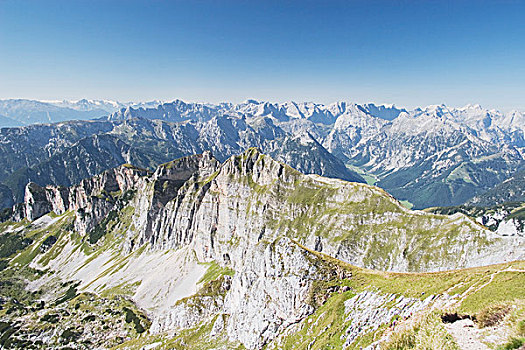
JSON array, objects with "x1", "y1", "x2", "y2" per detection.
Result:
[
  {"x1": 0, "y1": 99, "x2": 524, "y2": 210},
  {"x1": 0, "y1": 99, "x2": 524, "y2": 349}
]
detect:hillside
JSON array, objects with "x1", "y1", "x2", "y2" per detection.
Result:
[
  {"x1": 0, "y1": 150, "x2": 523, "y2": 349},
  {"x1": 468, "y1": 170, "x2": 525, "y2": 206}
]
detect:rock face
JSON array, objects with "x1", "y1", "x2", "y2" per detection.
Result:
[
  {"x1": 341, "y1": 291, "x2": 453, "y2": 348},
  {"x1": 222, "y1": 238, "x2": 341, "y2": 349},
  {"x1": 5, "y1": 149, "x2": 525, "y2": 349},
  {"x1": 14, "y1": 164, "x2": 150, "y2": 234},
  {"x1": 150, "y1": 238, "x2": 343, "y2": 349},
  {"x1": 13, "y1": 149, "x2": 525, "y2": 271}
]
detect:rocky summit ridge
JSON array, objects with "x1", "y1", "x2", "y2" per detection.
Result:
[
  {"x1": 1, "y1": 98, "x2": 524, "y2": 210},
  {"x1": 0, "y1": 149, "x2": 523, "y2": 349},
  {"x1": 10, "y1": 148, "x2": 523, "y2": 271}
]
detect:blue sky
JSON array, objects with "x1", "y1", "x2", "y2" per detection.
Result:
[{"x1": 0, "y1": 0, "x2": 524, "y2": 110}]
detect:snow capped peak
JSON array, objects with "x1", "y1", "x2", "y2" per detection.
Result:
[
  {"x1": 460, "y1": 103, "x2": 483, "y2": 110},
  {"x1": 423, "y1": 103, "x2": 449, "y2": 112},
  {"x1": 291, "y1": 131, "x2": 318, "y2": 146}
]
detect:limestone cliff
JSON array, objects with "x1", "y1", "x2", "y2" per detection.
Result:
[
  {"x1": 3, "y1": 149, "x2": 524, "y2": 349},
  {"x1": 12, "y1": 148, "x2": 524, "y2": 271},
  {"x1": 13, "y1": 164, "x2": 149, "y2": 233}
]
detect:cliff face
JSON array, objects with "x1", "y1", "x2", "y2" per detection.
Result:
[
  {"x1": 13, "y1": 148, "x2": 524, "y2": 271},
  {"x1": 14, "y1": 164, "x2": 150, "y2": 233},
  {"x1": 7, "y1": 149, "x2": 525, "y2": 349},
  {"x1": 117, "y1": 148, "x2": 523, "y2": 272}
]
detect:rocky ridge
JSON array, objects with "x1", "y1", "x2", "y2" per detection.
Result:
[
  {"x1": 12, "y1": 149, "x2": 523, "y2": 271},
  {"x1": 0, "y1": 149, "x2": 524, "y2": 349},
  {"x1": 13, "y1": 164, "x2": 150, "y2": 234},
  {"x1": 1, "y1": 99, "x2": 524, "y2": 210}
]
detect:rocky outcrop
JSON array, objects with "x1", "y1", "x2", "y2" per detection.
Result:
[
  {"x1": 8, "y1": 149, "x2": 525, "y2": 350},
  {"x1": 13, "y1": 164, "x2": 150, "y2": 234},
  {"x1": 495, "y1": 217, "x2": 524, "y2": 236},
  {"x1": 127, "y1": 151, "x2": 220, "y2": 247},
  {"x1": 149, "y1": 237, "x2": 350, "y2": 349},
  {"x1": 122, "y1": 149, "x2": 525, "y2": 273},
  {"x1": 341, "y1": 291, "x2": 454, "y2": 348},
  {"x1": 223, "y1": 238, "x2": 333, "y2": 348}
]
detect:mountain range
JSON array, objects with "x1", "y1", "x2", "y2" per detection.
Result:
[
  {"x1": 0, "y1": 99, "x2": 162, "y2": 127},
  {"x1": 0, "y1": 99, "x2": 523, "y2": 209},
  {"x1": 0, "y1": 149, "x2": 523, "y2": 349}
]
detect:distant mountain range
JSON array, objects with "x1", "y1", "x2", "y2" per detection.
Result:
[
  {"x1": 0, "y1": 98, "x2": 523, "y2": 209},
  {"x1": 105, "y1": 99, "x2": 525, "y2": 208},
  {"x1": 0, "y1": 99, "x2": 162, "y2": 127}
]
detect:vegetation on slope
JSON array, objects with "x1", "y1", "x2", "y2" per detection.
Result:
[
  {"x1": 0, "y1": 190, "x2": 151, "y2": 348},
  {"x1": 0, "y1": 205, "x2": 523, "y2": 349},
  {"x1": 0, "y1": 151, "x2": 523, "y2": 349}
]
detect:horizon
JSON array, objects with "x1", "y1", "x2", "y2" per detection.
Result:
[
  {"x1": 2, "y1": 97, "x2": 523, "y2": 114},
  {"x1": 1, "y1": 0, "x2": 524, "y2": 111}
]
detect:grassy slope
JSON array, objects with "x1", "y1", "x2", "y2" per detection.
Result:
[
  {"x1": 1, "y1": 210, "x2": 523, "y2": 349},
  {"x1": 272, "y1": 245, "x2": 525, "y2": 349},
  {"x1": 0, "y1": 151, "x2": 523, "y2": 349},
  {"x1": 266, "y1": 257, "x2": 525, "y2": 350},
  {"x1": 113, "y1": 244, "x2": 525, "y2": 350},
  {"x1": 236, "y1": 152, "x2": 502, "y2": 272}
]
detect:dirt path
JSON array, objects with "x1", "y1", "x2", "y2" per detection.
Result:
[{"x1": 445, "y1": 319, "x2": 490, "y2": 350}]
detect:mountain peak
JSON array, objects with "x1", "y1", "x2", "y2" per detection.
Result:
[
  {"x1": 222, "y1": 147, "x2": 301, "y2": 187},
  {"x1": 154, "y1": 151, "x2": 219, "y2": 182},
  {"x1": 461, "y1": 103, "x2": 483, "y2": 110}
]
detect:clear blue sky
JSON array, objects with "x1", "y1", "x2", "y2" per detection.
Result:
[{"x1": 1, "y1": 0, "x2": 524, "y2": 110}]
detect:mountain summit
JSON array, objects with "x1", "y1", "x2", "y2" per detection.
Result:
[
  {"x1": 0, "y1": 98, "x2": 524, "y2": 209},
  {"x1": 0, "y1": 149, "x2": 523, "y2": 349}
]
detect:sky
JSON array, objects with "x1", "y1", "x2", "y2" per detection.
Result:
[{"x1": 0, "y1": 0, "x2": 524, "y2": 111}]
